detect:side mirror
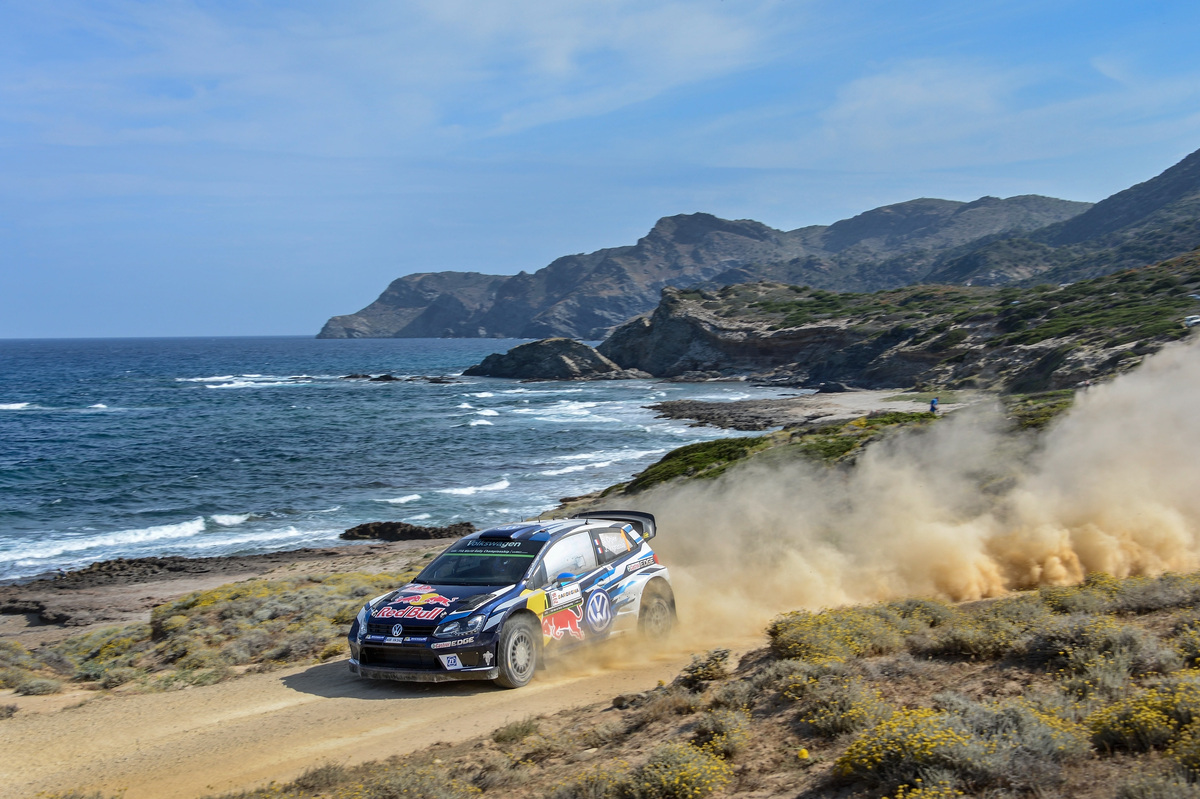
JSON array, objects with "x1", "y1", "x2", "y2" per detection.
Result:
[{"x1": 554, "y1": 572, "x2": 577, "y2": 587}]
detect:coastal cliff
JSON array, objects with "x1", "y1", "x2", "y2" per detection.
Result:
[{"x1": 317, "y1": 197, "x2": 1088, "y2": 340}]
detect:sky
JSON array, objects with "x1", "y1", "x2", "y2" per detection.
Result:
[{"x1": 3, "y1": 1, "x2": 1200, "y2": 338}]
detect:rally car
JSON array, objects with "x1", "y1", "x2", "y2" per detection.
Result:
[{"x1": 347, "y1": 510, "x2": 675, "y2": 688}]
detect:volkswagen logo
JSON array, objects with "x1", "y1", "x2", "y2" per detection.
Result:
[{"x1": 391, "y1": 623, "x2": 404, "y2": 637}]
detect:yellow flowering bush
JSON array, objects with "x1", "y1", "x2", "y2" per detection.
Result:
[
  {"x1": 768, "y1": 605, "x2": 912, "y2": 663},
  {"x1": 625, "y1": 742, "x2": 732, "y2": 799},
  {"x1": 1087, "y1": 674, "x2": 1200, "y2": 752},
  {"x1": 835, "y1": 707, "x2": 974, "y2": 785}
]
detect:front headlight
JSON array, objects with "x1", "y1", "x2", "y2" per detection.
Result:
[
  {"x1": 434, "y1": 613, "x2": 486, "y2": 639},
  {"x1": 354, "y1": 605, "x2": 369, "y2": 637}
]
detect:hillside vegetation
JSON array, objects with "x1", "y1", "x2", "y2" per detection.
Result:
[
  {"x1": 48, "y1": 571, "x2": 1200, "y2": 799},
  {"x1": 600, "y1": 250, "x2": 1200, "y2": 390}
]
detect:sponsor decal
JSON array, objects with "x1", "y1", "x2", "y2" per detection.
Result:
[
  {"x1": 542, "y1": 607, "x2": 585, "y2": 641},
  {"x1": 483, "y1": 650, "x2": 494, "y2": 666},
  {"x1": 398, "y1": 584, "x2": 435, "y2": 594},
  {"x1": 464, "y1": 539, "x2": 524, "y2": 549},
  {"x1": 375, "y1": 605, "x2": 447, "y2": 621},
  {"x1": 384, "y1": 637, "x2": 405, "y2": 644},
  {"x1": 548, "y1": 584, "x2": 582, "y2": 609},
  {"x1": 391, "y1": 623, "x2": 404, "y2": 637},
  {"x1": 391, "y1": 592, "x2": 452, "y2": 608},
  {"x1": 431, "y1": 637, "x2": 476, "y2": 649},
  {"x1": 584, "y1": 590, "x2": 613, "y2": 635},
  {"x1": 364, "y1": 635, "x2": 385, "y2": 642},
  {"x1": 625, "y1": 555, "x2": 656, "y2": 574},
  {"x1": 439, "y1": 653, "x2": 464, "y2": 670}
]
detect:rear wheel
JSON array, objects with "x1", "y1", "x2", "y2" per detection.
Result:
[
  {"x1": 639, "y1": 584, "x2": 675, "y2": 640},
  {"x1": 494, "y1": 616, "x2": 539, "y2": 689}
]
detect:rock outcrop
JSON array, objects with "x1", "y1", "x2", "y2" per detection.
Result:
[
  {"x1": 339, "y1": 521, "x2": 476, "y2": 542},
  {"x1": 463, "y1": 338, "x2": 649, "y2": 380}
]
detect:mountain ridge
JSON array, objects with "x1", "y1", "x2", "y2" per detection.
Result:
[{"x1": 318, "y1": 195, "x2": 1087, "y2": 339}]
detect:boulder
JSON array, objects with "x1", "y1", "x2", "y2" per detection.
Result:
[
  {"x1": 340, "y1": 521, "x2": 476, "y2": 542},
  {"x1": 463, "y1": 338, "x2": 649, "y2": 380}
]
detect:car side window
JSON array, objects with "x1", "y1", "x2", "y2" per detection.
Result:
[
  {"x1": 540, "y1": 533, "x2": 598, "y2": 584},
  {"x1": 595, "y1": 527, "x2": 632, "y2": 564}
]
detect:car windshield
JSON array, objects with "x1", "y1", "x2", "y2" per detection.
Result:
[{"x1": 415, "y1": 538, "x2": 546, "y2": 586}]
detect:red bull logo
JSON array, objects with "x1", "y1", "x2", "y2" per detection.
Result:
[
  {"x1": 393, "y1": 592, "x2": 452, "y2": 607},
  {"x1": 542, "y1": 608, "x2": 585, "y2": 641},
  {"x1": 375, "y1": 605, "x2": 445, "y2": 621}
]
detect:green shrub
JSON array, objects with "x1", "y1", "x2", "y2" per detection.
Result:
[
  {"x1": 337, "y1": 766, "x2": 479, "y2": 799},
  {"x1": 627, "y1": 688, "x2": 701, "y2": 731},
  {"x1": 15, "y1": 677, "x2": 62, "y2": 696},
  {"x1": 837, "y1": 697, "x2": 1085, "y2": 793},
  {"x1": 624, "y1": 438, "x2": 769, "y2": 493},
  {"x1": 291, "y1": 762, "x2": 348, "y2": 791},
  {"x1": 917, "y1": 595, "x2": 1051, "y2": 660},
  {"x1": 545, "y1": 763, "x2": 629, "y2": 799},
  {"x1": 1087, "y1": 674, "x2": 1200, "y2": 752},
  {"x1": 625, "y1": 742, "x2": 731, "y2": 799},
  {"x1": 1022, "y1": 615, "x2": 1180, "y2": 688},
  {"x1": 768, "y1": 605, "x2": 913, "y2": 663},
  {"x1": 706, "y1": 679, "x2": 756, "y2": 710},
  {"x1": 675, "y1": 649, "x2": 730, "y2": 691},
  {"x1": 796, "y1": 675, "x2": 891, "y2": 738},
  {"x1": 690, "y1": 709, "x2": 750, "y2": 759},
  {"x1": 1116, "y1": 773, "x2": 1200, "y2": 799}
]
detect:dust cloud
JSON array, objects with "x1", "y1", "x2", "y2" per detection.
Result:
[{"x1": 640, "y1": 338, "x2": 1200, "y2": 643}]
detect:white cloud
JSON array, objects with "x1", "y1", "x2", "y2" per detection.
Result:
[{"x1": 0, "y1": 1, "x2": 781, "y2": 155}]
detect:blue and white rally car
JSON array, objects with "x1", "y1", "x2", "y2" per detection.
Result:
[{"x1": 347, "y1": 510, "x2": 675, "y2": 688}]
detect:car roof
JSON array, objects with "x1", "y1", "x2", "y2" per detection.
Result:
[{"x1": 467, "y1": 517, "x2": 624, "y2": 544}]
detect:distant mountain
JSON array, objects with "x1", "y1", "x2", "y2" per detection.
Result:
[
  {"x1": 928, "y1": 147, "x2": 1200, "y2": 285},
  {"x1": 317, "y1": 196, "x2": 1088, "y2": 339}
]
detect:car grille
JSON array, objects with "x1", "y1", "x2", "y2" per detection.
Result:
[
  {"x1": 360, "y1": 647, "x2": 440, "y2": 670},
  {"x1": 367, "y1": 621, "x2": 438, "y2": 637}
]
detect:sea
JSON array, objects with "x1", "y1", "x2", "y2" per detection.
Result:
[{"x1": 0, "y1": 337, "x2": 797, "y2": 582}]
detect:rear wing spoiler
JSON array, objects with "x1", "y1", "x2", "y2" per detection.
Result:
[{"x1": 572, "y1": 510, "x2": 657, "y2": 540}]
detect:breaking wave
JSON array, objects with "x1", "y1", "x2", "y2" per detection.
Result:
[{"x1": 437, "y1": 479, "x2": 510, "y2": 496}]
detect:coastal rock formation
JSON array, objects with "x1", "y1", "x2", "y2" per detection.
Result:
[
  {"x1": 340, "y1": 520, "x2": 476, "y2": 542},
  {"x1": 463, "y1": 338, "x2": 649, "y2": 380},
  {"x1": 318, "y1": 197, "x2": 1089, "y2": 340},
  {"x1": 597, "y1": 252, "x2": 1200, "y2": 391}
]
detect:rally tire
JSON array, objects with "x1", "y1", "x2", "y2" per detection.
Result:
[
  {"x1": 494, "y1": 615, "x2": 539, "y2": 689},
  {"x1": 638, "y1": 583, "x2": 675, "y2": 641}
]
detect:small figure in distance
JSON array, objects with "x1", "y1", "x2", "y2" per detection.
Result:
[{"x1": 930, "y1": 396, "x2": 939, "y2": 414}]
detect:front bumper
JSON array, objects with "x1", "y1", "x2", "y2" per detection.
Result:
[{"x1": 348, "y1": 658, "x2": 500, "y2": 682}]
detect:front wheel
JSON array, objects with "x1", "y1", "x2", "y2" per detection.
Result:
[
  {"x1": 494, "y1": 616, "x2": 539, "y2": 689},
  {"x1": 639, "y1": 584, "x2": 675, "y2": 640}
]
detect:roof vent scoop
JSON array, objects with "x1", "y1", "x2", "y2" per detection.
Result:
[{"x1": 571, "y1": 510, "x2": 657, "y2": 540}]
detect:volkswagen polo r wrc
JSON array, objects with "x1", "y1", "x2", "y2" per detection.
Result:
[{"x1": 347, "y1": 510, "x2": 675, "y2": 688}]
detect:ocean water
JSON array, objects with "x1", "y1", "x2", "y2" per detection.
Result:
[{"x1": 0, "y1": 337, "x2": 794, "y2": 582}]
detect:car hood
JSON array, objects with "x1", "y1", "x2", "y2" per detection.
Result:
[{"x1": 370, "y1": 581, "x2": 516, "y2": 618}]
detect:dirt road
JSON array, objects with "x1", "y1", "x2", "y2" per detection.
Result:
[{"x1": 0, "y1": 639, "x2": 757, "y2": 799}]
